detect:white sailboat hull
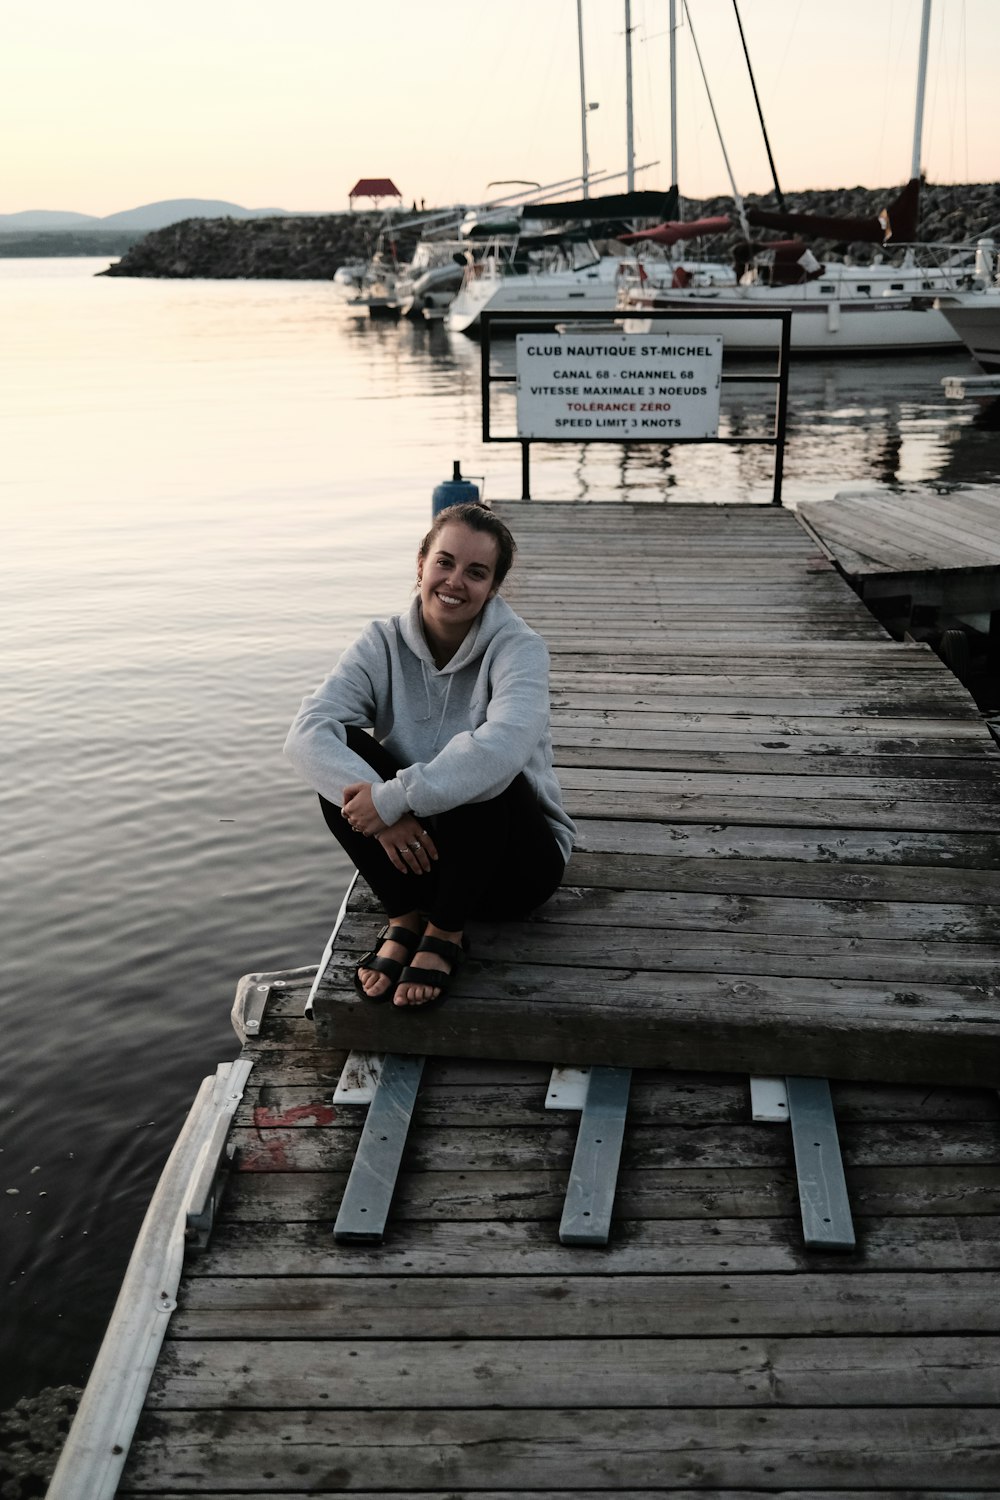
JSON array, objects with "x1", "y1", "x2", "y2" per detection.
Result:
[
  {"x1": 619, "y1": 261, "x2": 966, "y2": 355},
  {"x1": 935, "y1": 290, "x2": 1000, "y2": 370}
]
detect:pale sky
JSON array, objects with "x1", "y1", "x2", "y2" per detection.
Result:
[{"x1": 4, "y1": 0, "x2": 998, "y2": 217}]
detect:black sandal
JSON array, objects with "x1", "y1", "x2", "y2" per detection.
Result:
[
  {"x1": 396, "y1": 934, "x2": 466, "y2": 1011},
  {"x1": 353, "y1": 923, "x2": 421, "y2": 1003}
]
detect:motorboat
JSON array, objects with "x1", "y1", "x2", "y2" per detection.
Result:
[{"x1": 394, "y1": 240, "x2": 468, "y2": 321}]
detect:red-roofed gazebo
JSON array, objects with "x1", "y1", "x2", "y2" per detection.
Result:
[{"x1": 348, "y1": 178, "x2": 402, "y2": 211}]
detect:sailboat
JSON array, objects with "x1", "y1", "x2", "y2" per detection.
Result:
[
  {"x1": 444, "y1": 2, "x2": 734, "y2": 335},
  {"x1": 617, "y1": 0, "x2": 973, "y2": 355}
]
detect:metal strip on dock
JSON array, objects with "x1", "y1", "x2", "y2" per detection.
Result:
[
  {"x1": 786, "y1": 1074, "x2": 856, "y2": 1252},
  {"x1": 559, "y1": 1065, "x2": 632, "y2": 1245},
  {"x1": 334, "y1": 1052, "x2": 425, "y2": 1243}
]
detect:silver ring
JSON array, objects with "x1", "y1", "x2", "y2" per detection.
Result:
[{"x1": 410, "y1": 840, "x2": 421, "y2": 850}]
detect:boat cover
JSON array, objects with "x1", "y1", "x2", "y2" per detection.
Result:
[
  {"x1": 746, "y1": 177, "x2": 921, "y2": 245},
  {"x1": 619, "y1": 216, "x2": 733, "y2": 245}
]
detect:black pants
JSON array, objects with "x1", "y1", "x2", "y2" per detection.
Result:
[{"x1": 319, "y1": 728, "x2": 565, "y2": 929}]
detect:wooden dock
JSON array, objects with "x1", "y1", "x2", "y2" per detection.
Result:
[
  {"x1": 54, "y1": 501, "x2": 1000, "y2": 1496},
  {"x1": 797, "y1": 485, "x2": 1000, "y2": 650},
  {"x1": 315, "y1": 501, "x2": 1000, "y2": 1087}
]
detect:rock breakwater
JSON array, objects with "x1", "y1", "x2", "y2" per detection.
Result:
[
  {"x1": 99, "y1": 212, "x2": 423, "y2": 279},
  {"x1": 100, "y1": 182, "x2": 1000, "y2": 279}
]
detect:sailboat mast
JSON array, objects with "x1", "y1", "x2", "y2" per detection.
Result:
[
  {"x1": 625, "y1": 0, "x2": 635, "y2": 192},
  {"x1": 669, "y1": 0, "x2": 678, "y2": 193},
  {"x1": 576, "y1": 0, "x2": 591, "y2": 198},
  {"x1": 911, "y1": 0, "x2": 932, "y2": 180}
]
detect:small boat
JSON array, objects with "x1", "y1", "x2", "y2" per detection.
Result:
[{"x1": 394, "y1": 240, "x2": 469, "y2": 320}]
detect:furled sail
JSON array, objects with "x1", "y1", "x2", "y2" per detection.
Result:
[
  {"x1": 619, "y1": 216, "x2": 733, "y2": 246},
  {"x1": 745, "y1": 177, "x2": 921, "y2": 245}
]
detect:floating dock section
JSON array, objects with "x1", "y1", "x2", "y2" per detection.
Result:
[
  {"x1": 49, "y1": 501, "x2": 1000, "y2": 1498},
  {"x1": 798, "y1": 483, "x2": 1000, "y2": 656}
]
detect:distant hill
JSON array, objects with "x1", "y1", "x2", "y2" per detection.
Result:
[
  {"x1": 0, "y1": 199, "x2": 317, "y2": 232},
  {"x1": 0, "y1": 209, "x2": 101, "y2": 228}
]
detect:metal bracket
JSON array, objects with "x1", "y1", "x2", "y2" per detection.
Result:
[
  {"x1": 545, "y1": 1065, "x2": 591, "y2": 1111},
  {"x1": 785, "y1": 1075, "x2": 856, "y2": 1252},
  {"x1": 334, "y1": 1053, "x2": 425, "y2": 1243},
  {"x1": 235, "y1": 981, "x2": 271, "y2": 1041},
  {"x1": 750, "y1": 1075, "x2": 790, "y2": 1122},
  {"x1": 559, "y1": 1066, "x2": 632, "y2": 1246}
]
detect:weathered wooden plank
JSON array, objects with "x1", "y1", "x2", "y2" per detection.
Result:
[
  {"x1": 218, "y1": 1161, "x2": 1000, "y2": 1225},
  {"x1": 125, "y1": 1493, "x2": 1000, "y2": 1500},
  {"x1": 321, "y1": 950, "x2": 1000, "y2": 1021},
  {"x1": 552, "y1": 690, "x2": 978, "y2": 719},
  {"x1": 548, "y1": 672, "x2": 975, "y2": 705},
  {"x1": 334, "y1": 922, "x2": 1000, "y2": 988},
  {"x1": 188, "y1": 1213, "x2": 1000, "y2": 1277},
  {"x1": 228, "y1": 1121, "x2": 1000, "y2": 1175},
  {"x1": 567, "y1": 815, "x2": 1000, "y2": 869},
  {"x1": 495, "y1": 886, "x2": 1000, "y2": 941},
  {"x1": 314, "y1": 954, "x2": 1000, "y2": 1086},
  {"x1": 545, "y1": 646, "x2": 943, "y2": 666},
  {"x1": 551, "y1": 707, "x2": 989, "y2": 737},
  {"x1": 555, "y1": 745, "x2": 1000, "y2": 777},
  {"x1": 565, "y1": 850, "x2": 1000, "y2": 900},
  {"x1": 170, "y1": 1272, "x2": 1000, "y2": 1338},
  {"x1": 120, "y1": 1407, "x2": 1000, "y2": 1490},
  {"x1": 237, "y1": 1074, "x2": 1000, "y2": 1130},
  {"x1": 564, "y1": 787, "x2": 1000, "y2": 831},
  {"x1": 557, "y1": 766, "x2": 998, "y2": 802},
  {"x1": 147, "y1": 1333, "x2": 1000, "y2": 1410}
]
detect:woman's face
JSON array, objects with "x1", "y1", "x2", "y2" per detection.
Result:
[{"x1": 418, "y1": 521, "x2": 499, "y2": 638}]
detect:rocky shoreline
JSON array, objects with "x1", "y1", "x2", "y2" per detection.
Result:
[{"x1": 99, "y1": 181, "x2": 1000, "y2": 280}]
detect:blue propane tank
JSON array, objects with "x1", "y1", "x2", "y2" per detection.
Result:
[{"x1": 432, "y1": 460, "x2": 481, "y2": 517}]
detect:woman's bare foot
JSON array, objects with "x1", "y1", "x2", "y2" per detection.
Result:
[
  {"x1": 357, "y1": 912, "x2": 422, "y2": 999},
  {"x1": 394, "y1": 923, "x2": 464, "y2": 1007}
]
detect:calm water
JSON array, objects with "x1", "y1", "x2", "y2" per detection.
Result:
[{"x1": 2, "y1": 257, "x2": 998, "y2": 1416}]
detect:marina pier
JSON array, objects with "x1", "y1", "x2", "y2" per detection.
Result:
[{"x1": 49, "y1": 498, "x2": 1000, "y2": 1497}]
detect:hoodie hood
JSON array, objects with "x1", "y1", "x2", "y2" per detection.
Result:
[{"x1": 399, "y1": 593, "x2": 521, "y2": 674}]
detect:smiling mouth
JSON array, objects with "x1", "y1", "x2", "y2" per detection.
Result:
[{"x1": 435, "y1": 592, "x2": 465, "y2": 607}]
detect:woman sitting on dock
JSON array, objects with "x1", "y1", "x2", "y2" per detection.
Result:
[{"x1": 284, "y1": 502, "x2": 575, "y2": 1009}]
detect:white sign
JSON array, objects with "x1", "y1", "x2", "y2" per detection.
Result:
[{"x1": 515, "y1": 332, "x2": 722, "y2": 440}]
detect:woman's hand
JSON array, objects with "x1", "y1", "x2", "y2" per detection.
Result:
[
  {"x1": 341, "y1": 782, "x2": 386, "y2": 837},
  {"x1": 377, "y1": 816, "x2": 438, "y2": 875}
]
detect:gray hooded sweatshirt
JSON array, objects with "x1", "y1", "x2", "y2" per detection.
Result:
[{"x1": 284, "y1": 595, "x2": 575, "y2": 864}]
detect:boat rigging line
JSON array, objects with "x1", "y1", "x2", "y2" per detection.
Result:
[{"x1": 681, "y1": 0, "x2": 749, "y2": 236}]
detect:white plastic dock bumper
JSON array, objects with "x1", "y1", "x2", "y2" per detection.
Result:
[{"x1": 45, "y1": 1056, "x2": 253, "y2": 1500}]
